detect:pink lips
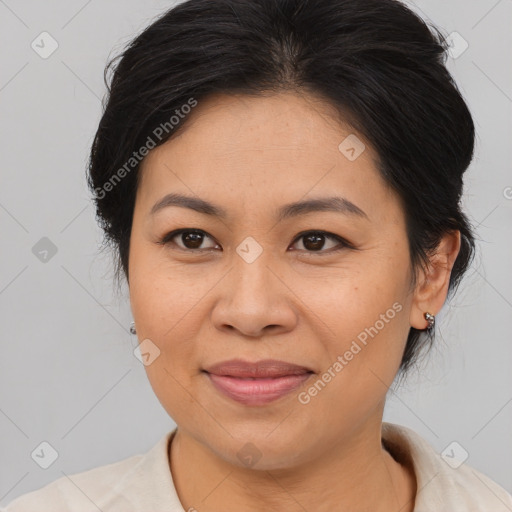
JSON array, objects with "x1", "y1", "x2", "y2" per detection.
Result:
[{"x1": 203, "y1": 359, "x2": 314, "y2": 405}]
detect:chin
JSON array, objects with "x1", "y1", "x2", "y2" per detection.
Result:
[{"x1": 205, "y1": 425, "x2": 314, "y2": 472}]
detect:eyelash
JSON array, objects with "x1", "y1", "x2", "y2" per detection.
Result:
[{"x1": 157, "y1": 229, "x2": 355, "y2": 255}]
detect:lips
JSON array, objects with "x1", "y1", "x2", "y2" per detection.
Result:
[
  {"x1": 203, "y1": 358, "x2": 313, "y2": 378},
  {"x1": 203, "y1": 359, "x2": 314, "y2": 405}
]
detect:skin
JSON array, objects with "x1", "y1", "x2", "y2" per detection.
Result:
[{"x1": 128, "y1": 91, "x2": 461, "y2": 512}]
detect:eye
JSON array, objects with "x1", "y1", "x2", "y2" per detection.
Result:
[
  {"x1": 159, "y1": 229, "x2": 218, "y2": 251},
  {"x1": 290, "y1": 230, "x2": 352, "y2": 254},
  {"x1": 158, "y1": 229, "x2": 353, "y2": 254}
]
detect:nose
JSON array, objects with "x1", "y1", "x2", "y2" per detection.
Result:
[{"x1": 211, "y1": 252, "x2": 298, "y2": 338}]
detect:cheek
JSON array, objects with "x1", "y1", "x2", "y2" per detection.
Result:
[
  {"x1": 130, "y1": 271, "x2": 199, "y2": 358},
  {"x1": 128, "y1": 240, "x2": 215, "y2": 364},
  {"x1": 299, "y1": 285, "x2": 409, "y2": 427},
  {"x1": 304, "y1": 244, "x2": 411, "y2": 377},
  {"x1": 129, "y1": 257, "x2": 205, "y2": 422},
  {"x1": 129, "y1": 239, "x2": 187, "y2": 326}
]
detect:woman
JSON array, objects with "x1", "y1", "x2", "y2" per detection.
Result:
[{"x1": 3, "y1": 0, "x2": 511, "y2": 510}]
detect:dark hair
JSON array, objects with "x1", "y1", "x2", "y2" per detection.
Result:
[{"x1": 87, "y1": 0, "x2": 476, "y2": 379}]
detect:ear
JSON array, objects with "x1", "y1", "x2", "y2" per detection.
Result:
[{"x1": 410, "y1": 230, "x2": 461, "y2": 330}]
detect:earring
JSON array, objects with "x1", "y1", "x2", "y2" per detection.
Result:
[
  {"x1": 129, "y1": 321, "x2": 137, "y2": 335},
  {"x1": 424, "y1": 312, "x2": 435, "y2": 331}
]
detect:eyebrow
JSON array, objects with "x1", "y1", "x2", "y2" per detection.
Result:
[{"x1": 150, "y1": 193, "x2": 369, "y2": 222}]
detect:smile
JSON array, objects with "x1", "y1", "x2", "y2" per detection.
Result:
[{"x1": 204, "y1": 372, "x2": 314, "y2": 405}]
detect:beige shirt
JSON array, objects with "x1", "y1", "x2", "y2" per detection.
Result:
[{"x1": 2, "y1": 422, "x2": 511, "y2": 511}]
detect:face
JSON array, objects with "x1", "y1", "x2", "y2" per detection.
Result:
[{"x1": 128, "y1": 91, "x2": 418, "y2": 469}]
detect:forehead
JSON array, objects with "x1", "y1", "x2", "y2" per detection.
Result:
[
  {"x1": 136, "y1": 91, "x2": 399, "y2": 224},
  {"x1": 156, "y1": 91, "x2": 371, "y2": 158}
]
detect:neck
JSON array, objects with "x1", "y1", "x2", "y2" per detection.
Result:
[{"x1": 169, "y1": 417, "x2": 417, "y2": 512}]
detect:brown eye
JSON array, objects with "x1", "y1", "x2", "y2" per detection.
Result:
[
  {"x1": 159, "y1": 229, "x2": 352, "y2": 254},
  {"x1": 160, "y1": 229, "x2": 218, "y2": 251},
  {"x1": 290, "y1": 231, "x2": 351, "y2": 254}
]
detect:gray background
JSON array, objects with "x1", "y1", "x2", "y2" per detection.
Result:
[{"x1": 1, "y1": 0, "x2": 511, "y2": 506}]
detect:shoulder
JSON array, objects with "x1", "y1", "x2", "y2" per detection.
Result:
[
  {"x1": 1, "y1": 454, "x2": 142, "y2": 512},
  {"x1": 382, "y1": 422, "x2": 512, "y2": 512},
  {"x1": 1, "y1": 430, "x2": 180, "y2": 512}
]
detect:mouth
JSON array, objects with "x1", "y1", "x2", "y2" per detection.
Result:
[{"x1": 202, "y1": 359, "x2": 315, "y2": 405}]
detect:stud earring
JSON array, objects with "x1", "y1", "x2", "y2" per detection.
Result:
[
  {"x1": 424, "y1": 312, "x2": 435, "y2": 331},
  {"x1": 129, "y1": 322, "x2": 137, "y2": 335}
]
